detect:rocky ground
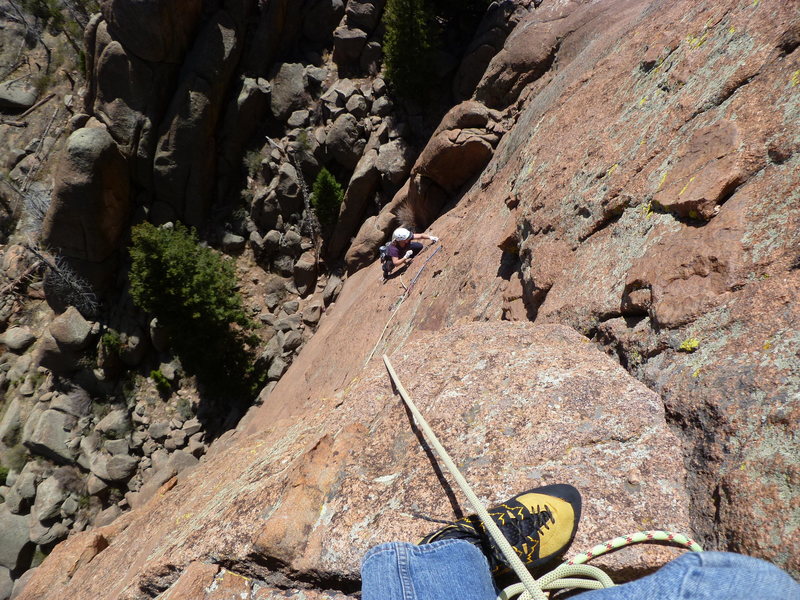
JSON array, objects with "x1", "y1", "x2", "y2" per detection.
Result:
[{"x1": 0, "y1": 0, "x2": 797, "y2": 598}]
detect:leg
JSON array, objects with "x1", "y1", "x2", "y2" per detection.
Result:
[
  {"x1": 576, "y1": 552, "x2": 800, "y2": 600},
  {"x1": 361, "y1": 539, "x2": 497, "y2": 600},
  {"x1": 409, "y1": 241, "x2": 424, "y2": 257}
]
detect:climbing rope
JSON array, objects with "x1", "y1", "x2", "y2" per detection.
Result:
[
  {"x1": 363, "y1": 244, "x2": 443, "y2": 367},
  {"x1": 382, "y1": 355, "x2": 702, "y2": 600}
]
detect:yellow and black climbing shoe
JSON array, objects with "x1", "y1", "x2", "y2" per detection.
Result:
[{"x1": 418, "y1": 484, "x2": 582, "y2": 574}]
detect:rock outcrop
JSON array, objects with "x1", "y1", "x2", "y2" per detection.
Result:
[
  {"x1": 4, "y1": 0, "x2": 799, "y2": 597},
  {"x1": 19, "y1": 323, "x2": 693, "y2": 599}
]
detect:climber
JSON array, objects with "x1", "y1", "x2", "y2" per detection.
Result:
[
  {"x1": 380, "y1": 227, "x2": 439, "y2": 278},
  {"x1": 360, "y1": 483, "x2": 800, "y2": 600}
]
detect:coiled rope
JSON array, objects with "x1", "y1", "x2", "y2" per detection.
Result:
[{"x1": 382, "y1": 355, "x2": 702, "y2": 600}]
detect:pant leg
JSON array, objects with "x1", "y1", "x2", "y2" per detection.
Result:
[
  {"x1": 576, "y1": 552, "x2": 800, "y2": 600},
  {"x1": 361, "y1": 539, "x2": 497, "y2": 600},
  {"x1": 409, "y1": 241, "x2": 424, "y2": 256}
]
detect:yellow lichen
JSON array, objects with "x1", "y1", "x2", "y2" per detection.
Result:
[
  {"x1": 679, "y1": 337, "x2": 700, "y2": 352},
  {"x1": 692, "y1": 368, "x2": 702, "y2": 378},
  {"x1": 657, "y1": 171, "x2": 668, "y2": 190},
  {"x1": 791, "y1": 70, "x2": 800, "y2": 87},
  {"x1": 678, "y1": 176, "x2": 696, "y2": 195}
]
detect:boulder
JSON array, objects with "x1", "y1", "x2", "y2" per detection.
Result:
[
  {"x1": 267, "y1": 356, "x2": 288, "y2": 380},
  {"x1": 287, "y1": 110, "x2": 309, "y2": 128},
  {"x1": 0, "y1": 327, "x2": 36, "y2": 353},
  {"x1": 0, "y1": 397, "x2": 21, "y2": 446},
  {"x1": 24, "y1": 409, "x2": 76, "y2": 464},
  {"x1": 282, "y1": 330, "x2": 303, "y2": 352},
  {"x1": 104, "y1": 438, "x2": 129, "y2": 456},
  {"x1": 293, "y1": 251, "x2": 318, "y2": 297},
  {"x1": 270, "y1": 63, "x2": 309, "y2": 121},
  {"x1": 41, "y1": 126, "x2": 130, "y2": 266},
  {"x1": 36, "y1": 307, "x2": 95, "y2": 374},
  {"x1": 375, "y1": 139, "x2": 414, "y2": 187},
  {"x1": 370, "y1": 95, "x2": 392, "y2": 117},
  {"x1": 6, "y1": 354, "x2": 32, "y2": 384},
  {"x1": 332, "y1": 26, "x2": 368, "y2": 65},
  {"x1": 360, "y1": 40, "x2": 382, "y2": 74},
  {"x1": 10, "y1": 568, "x2": 36, "y2": 600},
  {"x1": 29, "y1": 517, "x2": 68, "y2": 546},
  {"x1": 221, "y1": 232, "x2": 245, "y2": 254},
  {"x1": 0, "y1": 566, "x2": 11, "y2": 600},
  {"x1": 147, "y1": 421, "x2": 171, "y2": 442},
  {"x1": 94, "y1": 409, "x2": 130, "y2": 440},
  {"x1": 412, "y1": 101, "x2": 499, "y2": 195},
  {"x1": 32, "y1": 475, "x2": 68, "y2": 522},
  {"x1": 89, "y1": 453, "x2": 138, "y2": 482},
  {"x1": 0, "y1": 81, "x2": 36, "y2": 111},
  {"x1": 275, "y1": 163, "x2": 303, "y2": 216},
  {"x1": 344, "y1": 0, "x2": 385, "y2": 32},
  {"x1": 182, "y1": 418, "x2": 203, "y2": 437},
  {"x1": 4, "y1": 468, "x2": 36, "y2": 515},
  {"x1": 327, "y1": 147, "x2": 380, "y2": 257},
  {"x1": 0, "y1": 507, "x2": 33, "y2": 571},
  {"x1": 51, "y1": 387, "x2": 92, "y2": 418},
  {"x1": 301, "y1": 302, "x2": 323, "y2": 326},
  {"x1": 168, "y1": 449, "x2": 199, "y2": 475},
  {"x1": 326, "y1": 113, "x2": 365, "y2": 169},
  {"x1": 345, "y1": 94, "x2": 368, "y2": 119}
]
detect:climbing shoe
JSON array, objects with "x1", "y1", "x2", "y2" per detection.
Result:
[{"x1": 418, "y1": 484, "x2": 582, "y2": 574}]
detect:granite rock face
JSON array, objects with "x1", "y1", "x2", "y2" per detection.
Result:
[
  {"x1": 19, "y1": 324, "x2": 693, "y2": 599},
  {"x1": 12, "y1": 0, "x2": 799, "y2": 597}
]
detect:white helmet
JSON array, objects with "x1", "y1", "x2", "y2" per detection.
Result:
[{"x1": 392, "y1": 227, "x2": 412, "y2": 242}]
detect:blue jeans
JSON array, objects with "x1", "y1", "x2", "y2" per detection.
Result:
[{"x1": 361, "y1": 540, "x2": 800, "y2": 600}]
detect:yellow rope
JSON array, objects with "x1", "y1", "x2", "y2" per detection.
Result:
[{"x1": 382, "y1": 355, "x2": 702, "y2": 600}]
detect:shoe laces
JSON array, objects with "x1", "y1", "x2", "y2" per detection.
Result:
[{"x1": 508, "y1": 504, "x2": 555, "y2": 542}]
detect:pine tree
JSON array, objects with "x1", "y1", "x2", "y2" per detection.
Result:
[
  {"x1": 311, "y1": 168, "x2": 344, "y2": 229},
  {"x1": 383, "y1": 0, "x2": 435, "y2": 101}
]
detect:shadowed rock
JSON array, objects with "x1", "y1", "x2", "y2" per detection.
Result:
[{"x1": 42, "y1": 126, "x2": 130, "y2": 266}]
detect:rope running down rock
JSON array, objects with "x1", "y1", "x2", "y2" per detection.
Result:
[{"x1": 382, "y1": 355, "x2": 702, "y2": 600}]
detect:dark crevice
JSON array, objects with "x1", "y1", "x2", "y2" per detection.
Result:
[
  {"x1": 689, "y1": 72, "x2": 758, "y2": 120},
  {"x1": 496, "y1": 251, "x2": 520, "y2": 281},
  {"x1": 138, "y1": 564, "x2": 181, "y2": 597},
  {"x1": 226, "y1": 554, "x2": 362, "y2": 595},
  {"x1": 578, "y1": 208, "x2": 624, "y2": 243},
  {"x1": 777, "y1": 28, "x2": 800, "y2": 56}
]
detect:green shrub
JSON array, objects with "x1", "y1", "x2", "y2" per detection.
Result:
[
  {"x1": 0, "y1": 465, "x2": 8, "y2": 487},
  {"x1": 129, "y1": 222, "x2": 263, "y2": 399},
  {"x1": 243, "y1": 149, "x2": 263, "y2": 178},
  {"x1": 176, "y1": 396, "x2": 193, "y2": 421},
  {"x1": 150, "y1": 369, "x2": 171, "y2": 397},
  {"x1": 101, "y1": 329, "x2": 122, "y2": 356},
  {"x1": 383, "y1": 0, "x2": 435, "y2": 101},
  {"x1": 311, "y1": 168, "x2": 344, "y2": 229}
]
